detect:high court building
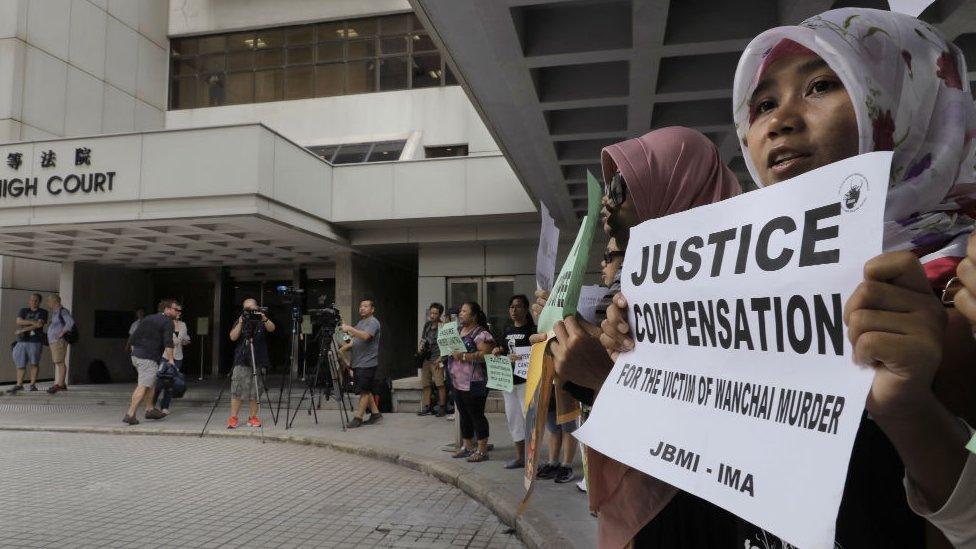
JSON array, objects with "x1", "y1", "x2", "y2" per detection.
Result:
[{"x1": 0, "y1": 0, "x2": 973, "y2": 384}]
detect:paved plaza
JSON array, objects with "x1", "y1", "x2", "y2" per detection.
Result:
[{"x1": 0, "y1": 431, "x2": 523, "y2": 549}]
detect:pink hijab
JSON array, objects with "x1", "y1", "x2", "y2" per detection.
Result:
[{"x1": 591, "y1": 126, "x2": 740, "y2": 549}]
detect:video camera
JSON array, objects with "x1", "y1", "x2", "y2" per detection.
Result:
[{"x1": 308, "y1": 295, "x2": 341, "y2": 332}]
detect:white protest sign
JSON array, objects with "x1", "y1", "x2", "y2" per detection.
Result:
[
  {"x1": 536, "y1": 202, "x2": 559, "y2": 292},
  {"x1": 575, "y1": 152, "x2": 891, "y2": 549},
  {"x1": 577, "y1": 284, "x2": 606, "y2": 324},
  {"x1": 437, "y1": 321, "x2": 466, "y2": 357},
  {"x1": 486, "y1": 355, "x2": 514, "y2": 392},
  {"x1": 513, "y1": 346, "x2": 531, "y2": 379}
]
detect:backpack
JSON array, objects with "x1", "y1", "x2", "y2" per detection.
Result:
[{"x1": 59, "y1": 309, "x2": 79, "y2": 345}]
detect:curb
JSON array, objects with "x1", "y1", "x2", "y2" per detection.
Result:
[{"x1": 0, "y1": 424, "x2": 576, "y2": 549}]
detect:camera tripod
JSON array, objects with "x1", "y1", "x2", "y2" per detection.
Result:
[
  {"x1": 287, "y1": 323, "x2": 353, "y2": 430},
  {"x1": 199, "y1": 318, "x2": 275, "y2": 442}
]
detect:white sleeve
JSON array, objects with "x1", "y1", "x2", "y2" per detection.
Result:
[
  {"x1": 904, "y1": 421, "x2": 976, "y2": 548},
  {"x1": 179, "y1": 324, "x2": 190, "y2": 343}
]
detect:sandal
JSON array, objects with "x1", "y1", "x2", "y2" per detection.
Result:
[
  {"x1": 466, "y1": 450, "x2": 489, "y2": 463},
  {"x1": 452, "y1": 448, "x2": 473, "y2": 459}
]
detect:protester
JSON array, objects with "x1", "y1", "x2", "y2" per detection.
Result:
[
  {"x1": 491, "y1": 295, "x2": 535, "y2": 468},
  {"x1": 9, "y1": 293, "x2": 48, "y2": 394},
  {"x1": 45, "y1": 294, "x2": 74, "y2": 394},
  {"x1": 227, "y1": 298, "x2": 275, "y2": 429},
  {"x1": 448, "y1": 302, "x2": 494, "y2": 462},
  {"x1": 417, "y1": 302, "x2": 447, "y2": 417},
  {"x1": 124, "y1": 299, "x2": 179, "y2": 425},
  {"x1": 154, "y1": 307, "x2": 190, "y2": 416},
  {"x1": 341, "y1": 298, "x2": 383, "y2": 428},
  {"x1": 535, "y1": 394, "x2": 580, "y2": 483},
  {"x1": 595, "y1": 9, "x2": 976, "y2": 547}
]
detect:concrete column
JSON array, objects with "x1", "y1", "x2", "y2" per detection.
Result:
[
  {"x1": 59, "y1": 262, "x2": 75, "y2": 383},
  {"x1": 334, "y1": 252, "x2": 354, "y2": 324},
  {"x1": 211, "y1": 267, "x2": 225, "y2": 377}
]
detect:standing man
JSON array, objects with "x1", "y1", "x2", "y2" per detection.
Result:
[
  {"x1": 10, "y1": 293, "x2": 48, "y2": 394},
  {"x1": 45, "y1": 294, "x2": 74, "y2": 394},
  {"x1": 417, "y1": 303, "x2": 447, "y2": 417},
  {"x1": 341, "y1": 297, "x2": 382, "y2": 428},
  {"x1": 154, "y1": 307, "x2": 190, "y2": 416},
  {"x1": 227, "y1": 298, "x2": 275, "y2": 429},
  {"x1": 124, "y1": 299, "x2": 179, "y2": 425},
  {"x1": 126, "y1": 307, "x2": 145, "y2": 354}
]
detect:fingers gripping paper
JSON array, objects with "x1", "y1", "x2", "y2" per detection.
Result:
[{"x1": 575, "y1": 153, "x2": 892, "y2": 549}]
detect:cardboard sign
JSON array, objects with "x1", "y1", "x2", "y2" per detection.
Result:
[
  {"x1": 575, "y1": 153, "x2": 892, "y2": 549},
  {"x1": 437, "y1": 321, "x2": 466, "y2": 357},
  {"x1": 536, "y1": 202, "x2": 560, "y2": 292},
  {"x1": 512, "y1": 345, "x2": 531, "y2": 379},
  {"x1": 301, "y1": 315, "x2": 313, "y2": 335},
  {"x1": 486, "y1": 354, "x2": 514, "y2": 392},
  {"x1": 196, "y1": 317, "x2": 209, "y2": 336}
]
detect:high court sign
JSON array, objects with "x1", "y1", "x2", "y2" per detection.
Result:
[{"x1": 0, "y1": 145, "x2": 117, "y2": 199}]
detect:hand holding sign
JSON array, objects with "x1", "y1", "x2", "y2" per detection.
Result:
[
  {"x1": 486, "y1": 355, "x2": 514, "y2": 392},
  {"x1": 551, "y1": 316, "x2": 614, "y2": 392}
]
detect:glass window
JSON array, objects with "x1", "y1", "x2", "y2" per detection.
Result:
[
  {"x1": 424, "y1": 144, "x2": 468, "y2": 158},
  {"x1": 254, "y1": 69, "x2": 282, "y2": 102},
  {"x1": 226, "y1": 51, "x2": 253, "y2": 71},
  {"x1": 411, "y1": 53, "x2": 441, "y2": 88},
  {"x1": 255, "y1": 49, "x2": 283, "y2": 69},
  {"x1": 199, "y1": 35, "x2": 225, "y2": 54},
  {"x1": 199, "y1": 54, "x2": 225, "y2": 73},
  {"x1": 317, "y1": 21, "x2": 345, "y2": 41},
  {"x1": 171, "y1": 77, "x2": 197, "y2": 109},
  {"x1": 380, "y1": 37, "x2": 408, "y2": 55},
  {"x1": 445, "y1": 64, "x2": 458, "y2": 85},
  {"x1": 284, "y1": 66, "x2": 313, "y2": 100},
  {"x1": 172, "y1": 38, "x2": 197, "y2": 57},
  {"x1": 254, "y1": 29, "x2": 285, "y2": 49},
  {"x1": 288, "y1": 46, "x2": 313, "y2": 65},
  {"x1": 380, "y1": 14, "x2": 411, "y2": 35},
  {"x1": 346, "y1": 18, "x2": 377, "y2": 38},
  {"x1": 347, "y1": 39, "x2": 375, "y2": 59},
  {"x1": 411, "y1": 32, "x2": 436, "y2": 52},
  {"x1": 486, "y1": 278, "x2": 514, "y2": 335},
  {"x1": 227, "y1": 32, "x2": 254, "y2": 51},
  {"x1": 286, "y1": 26, "x2": 314, "y2": 45},
  {"x1": 199, "y1": 73, "x2": 226, "y2": 107},
  {"x1": 332, "y1": 143, "x2": 371, "y2": 164},
  {"x1": 174, "y1": 57, "x2": 198, "y2": 76},
  {"x1": 379, "y1": 56, "x2": 408, "y2": 90},
  {"x1": 346, "y1": 60, "x2": 375, "y2": 93},
  {"x1": 226, "y1": 72, "x2": 254, "y2": 104},
  {"x1": 317, "y1": 42, "x2": 343, "y2": 63},
  {"x1": 309, "y1": 145, "x2": 339, "y2": 162},
  {"x1": 367, "y1": 141, "x2": 405, "y2": 162},
  {"x1": 315, "y1": 63, "x2": 345, "y2": 96}
]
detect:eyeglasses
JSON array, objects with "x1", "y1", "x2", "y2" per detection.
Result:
[
  {"x1": 604, "y1": 171, "x2": 628, "y2": 210},
  {"x1": 602, "y1": 250, "x2": 626, "y2": 264}
]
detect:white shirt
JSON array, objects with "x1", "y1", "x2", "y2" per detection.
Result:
[{"x1": 172, "y1": 321, "x2": 190, "y2": 361}]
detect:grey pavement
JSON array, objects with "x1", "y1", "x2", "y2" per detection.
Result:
[
  {"x1": 0, "y1": 431, "x2": 520, "y2": 549},
  {"x1": 0, "y1": 387, "x2": 597, "y2": 549}
]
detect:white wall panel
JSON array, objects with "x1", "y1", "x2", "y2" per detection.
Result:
[
  {"x1": 68, "y1": 0, "x2": 107, "y2": 79},
  {"x1": 332, "y1": 163, "x2": 394, "y2": 220},
  {"x1": 22, "y1": 46, "x2": 67, "y2": 135},
  {"x1": 464, "y1": 156, "x2": 535, "y2": 214},
  {"x1": 418, "y1": 245, "x2": 484, "y2": 277},
  {"x1": 273, "y1": 135, "x2": 331, "y2": 220},
  {"x1": 0, "y1": 0, "x2": 27, "y2": 40},
  {"x1": 136, "y1": 35, "x2": 166, "y2": 109},
  {"x1": 26, "y1": 0, "x2": 70, "y2": 60},
  {"x1": 133, "y1": 98, "x2": 163, "y2": 131},
  {"x1": 101, "y1": 84, "x2": 135, "y2": 133},
  {"x1": 0, "y1": 38, "x2": 25, "y2": 121},
  {"x1": 107, "y1": 0, "x2": 139, "y2": 30},
  {"x1": 393, "y1": 159, "x2": 466, "y2": 218},
  {"x1": 65, "y1": 65, "x2": 104, "y2": 136},
  {"x1": 169, "y1": 0, "x2": 410, "y2": 36},
  {"x1": 138, "y1": 0, "x2": 168, "y2": 48},
  {"x1": 104, "y1": 16, "x2": 138, "y2": 95}
]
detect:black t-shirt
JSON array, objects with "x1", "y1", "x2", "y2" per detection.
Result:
[
  {"x1": 17, "y1": 308, "x2": 48, "y2": 343},
  {"x1": 500, "y1": 323, "x2": 534, "y2": 385},
  {"x1": 633, "y1": 416, "x2": 924, "y2": 548},
  {"x1": 128, "y1": 313, "x2": 175, "y2": 361},
  {"x1": 233, "y1": 318, "x2": 271, "y2": 368}
]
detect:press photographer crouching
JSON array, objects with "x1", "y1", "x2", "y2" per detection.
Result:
[{"x1": 227, "y1": 298, "x2": 275, "y2": 429}]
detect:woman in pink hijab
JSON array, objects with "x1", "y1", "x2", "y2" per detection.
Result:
[{"x1": 549, "y1": 126, "x2": 740, "y2": 548}]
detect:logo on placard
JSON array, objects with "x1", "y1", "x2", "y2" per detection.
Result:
[{"x1": 838, "y1": 174, "x2": 868, "y2": 213}]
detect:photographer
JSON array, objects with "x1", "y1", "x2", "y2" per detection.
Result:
[
  {"x1": 417, "y1": 302, "x2": 446, "y2": 417},
  {"x1": 340, "y1": 297, "x2": 382, "y2": 428},
  {"x1": 227, "y1": 298, "x2": 275, "y2": 429}
]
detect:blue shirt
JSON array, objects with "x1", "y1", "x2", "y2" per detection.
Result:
[{"x1": 48, "y1": 306, "x2": 74, "y2": 343}]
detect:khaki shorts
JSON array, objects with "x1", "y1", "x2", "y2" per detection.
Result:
[
  {"x1": 131, "y1": 357, "x2": 158, "y2": 388},
  {"x1": 231, "y1": 365, "x2": 262, "y2": 400},
  {"x1": 50, "y1": 338, "x2": 68, "y2": 363},
  {"x1": 420, "y1": 359, "x2": 445, "y2": 387}
]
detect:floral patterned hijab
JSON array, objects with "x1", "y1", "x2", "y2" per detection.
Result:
[{"x1": 732, "y1": 7, "x2": 976, "y2": 287}]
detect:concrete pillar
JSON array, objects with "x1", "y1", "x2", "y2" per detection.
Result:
[
  {"x1": 211, "y1": 267, "x2": 225, "y2": 378},
  {"x1": 334, "y1": 252, "x2": 354, "y2": 325}
]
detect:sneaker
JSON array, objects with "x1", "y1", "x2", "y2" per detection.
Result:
[
  {"x1": 8, "y1": 385, "x2": 24, "y2": 395},
  {"x1": 577, "y1": 479, "x2": 587, "y2": 493},
  {"x1": 28, "y1": 384, "x2": 38, "y2": 392},
  {"x1": 466, "y1": 450, "x2": 489, "y2": 463},
  {"x1": 554, "y1": 465, "x2": 577, "y2": 484},
  {"x1": 452, "y1": 447, "x2": 474, "y2": 459},
  {"x1": 160, "y1": 409, "x2": 169, "y2": 416},
  {"x1": 346, "y1": 417, "x2": 363, "y2": 429},
  {"x1": 364, "y1": 413, "x2": 382, "y2": 425},
  {"x1": 122, "y1": 414, "x2": 139, "y2": 425},
  {"x1": 446, "y1": 414, "x2": 455, "y2": 421},
  {"x1": 145, "y1": 408, "x2": 165, "y2": 420},
  {"x1": 504, "y1": 458, "x2": 525, "y2": 469},
  {"x1": 46, "y1": 384, "x2": 61, "y2": 394},
  {"x1": 247, "y1": 416, "x2": 262, "y2": 428},
  {"x1": 417, "y1": 407, "x2": 431, "y2": 416},
  {"x1": 58, "y1": 385, "x2": 67, "y2": 391},
  {"x1": 535, "y1": 462, "x2": 558, "y2": 480},
  {"x1": 227, "y1": 416, "x2": 239, "y2": 429}
]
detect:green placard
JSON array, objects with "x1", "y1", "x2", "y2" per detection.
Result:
[
  {"x1": 437, "y1": 321, "x2": 466, "y2": 356},
  {"x1": 485, "y1": 354, "x2": 514, "y2": 392},
  {"x1": 537, "y1": 170, "x2": 602, "y2": 333}
]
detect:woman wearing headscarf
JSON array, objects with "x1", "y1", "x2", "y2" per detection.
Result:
[
  {"x1": 548, "y1": 126, "x2": 741, "y2": 548},
  {"x1": 601, "y1": 7, "x2": 976, "y2": 547}
]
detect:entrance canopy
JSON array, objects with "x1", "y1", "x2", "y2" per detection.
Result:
[{"x1": 0, "y1": 124, "x2": 350, "y2": 267}]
